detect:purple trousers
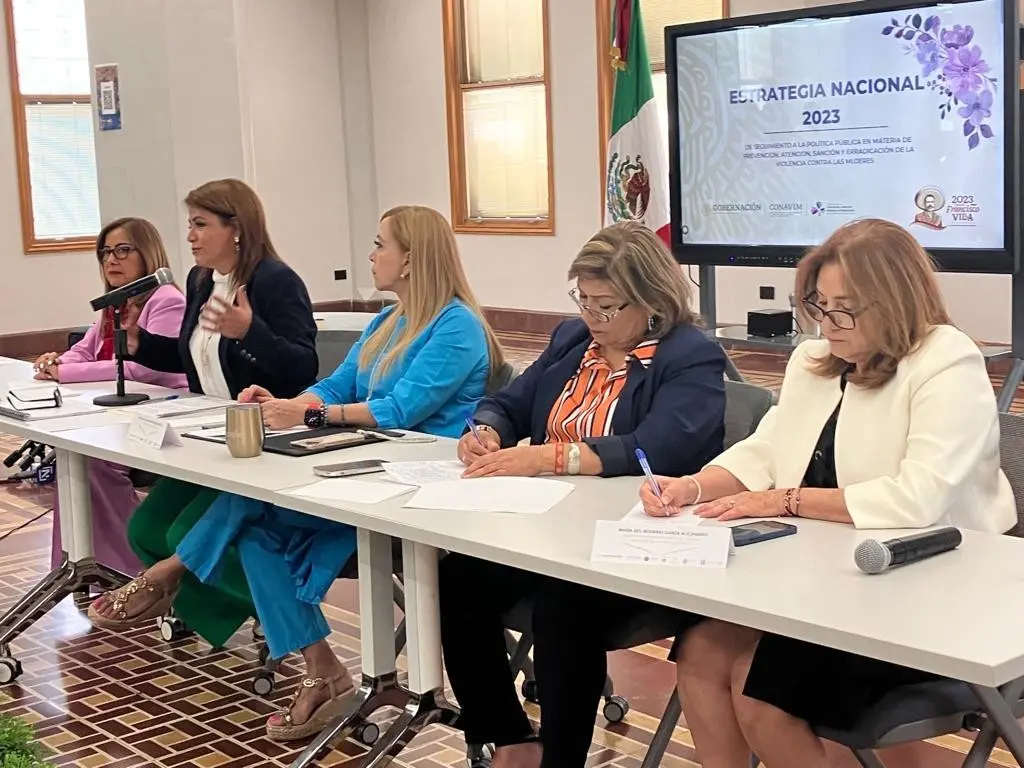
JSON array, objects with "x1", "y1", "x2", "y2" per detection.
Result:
[{"x1": 51, "y1": 458, "x2": 145, "y2": 576}]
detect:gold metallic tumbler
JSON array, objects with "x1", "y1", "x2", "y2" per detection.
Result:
[{"x1": 225, "y1": 403, "x2": 264, "y2": 458}]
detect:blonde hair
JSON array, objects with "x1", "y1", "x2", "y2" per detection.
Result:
[
  {"x1": 569, "y1": 221, "x2": 697, "y2": 337},
  {"x1": 358, "y1": 205, "x2": 504, "y2": 383},
  {"x1": 185, "y1": 179, "x2": 281, "y2": 287},
  {"x1": 795, "y1": 218, "x2": 952, "y2": 389},
  {"x1": 95, "y1": 217, "x2": 175, "y2": 299}
]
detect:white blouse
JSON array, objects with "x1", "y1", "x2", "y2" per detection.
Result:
[{"x1": 188, "y1": 270, "x2": 234, "y2": 400}]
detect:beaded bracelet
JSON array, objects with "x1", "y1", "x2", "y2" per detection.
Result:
[{"x1": 782, "y1": 487, "x2": 802, "y2": 517}]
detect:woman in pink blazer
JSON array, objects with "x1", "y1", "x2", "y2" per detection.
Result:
[{"x1": 34, "y1": 217, "x2": 187, "y2": 575}]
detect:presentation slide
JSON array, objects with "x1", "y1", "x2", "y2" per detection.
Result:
[{"x1": 673, "y1": 0, "x2": 1005, "y2": 250}]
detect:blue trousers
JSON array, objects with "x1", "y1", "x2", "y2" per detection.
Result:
[{"x1": 176, "y1": 492, "x2": 357, "y2": 660}]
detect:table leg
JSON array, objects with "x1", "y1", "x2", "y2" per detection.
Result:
[
  {"x1": 969, "y1": 683, "x2": 1024, "y2": 766},
  {"x1": 355, "y1": 540, "x2": 458, "y2": 768},
  {"x1": 0, "y1": 450, "x2": 127, "y2": 684},
  {"x1": 288, "y1": 530, "x2": 409, "y2": 768}
]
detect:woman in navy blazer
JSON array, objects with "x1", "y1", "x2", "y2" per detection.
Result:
[{"x1": 441, "y1": 222, "x2": 727, "y2": 768}]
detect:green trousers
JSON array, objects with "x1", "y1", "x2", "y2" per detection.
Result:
[{"x1": 127, "y1": 478, "x2": 255, "y2": 649}]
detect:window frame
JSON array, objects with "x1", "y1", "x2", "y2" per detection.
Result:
[
  {"x1": 3, "y1": 0, "x2": 95, "y2": 253},
  {"x1": 595, "y1": 0, "x2": 729, "y2": 213},
  {"x1": 441, "y1": 0, "x2": 556, "y2": 235}
]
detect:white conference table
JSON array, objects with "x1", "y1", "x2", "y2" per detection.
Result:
[{"x1": 2, "y1": 360, "x2": 1024, "y2": 767}]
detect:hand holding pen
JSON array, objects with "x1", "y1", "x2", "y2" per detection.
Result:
[
  {"x1": 458, "y1": 412, "x2": 500, "y2": 465},
  {"x1": 635, "y1": 448, "x2": 685, "y2": 517}
]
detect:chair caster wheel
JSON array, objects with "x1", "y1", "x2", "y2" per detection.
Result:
[
  {"x1": 357, "y1": 722, "x2": 380, "y2": 745},
  {"x1": 0, "y1": 657, "x2": 23, "y2": 685},
  {"x1": 252, "y1": 672, "x2": 275, "y2": 696},
  {"x1": 521, "y1": 679, "x2": 539, "y2": 704},
  {"x1": 603, "y1": 694, "x2": 629, "y2": 723},
  {"x1": 257, "y1": 644, "x2": 270, "y2": 665},
  {"x1": 252, "y1": 620, "x2": 265, "y2": 641},
  {"x1": 158, "y1": 616, "x2": 192, "y2": 642}
]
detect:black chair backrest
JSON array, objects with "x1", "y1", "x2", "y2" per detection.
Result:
[
  {"x1": 67, "y1": 327, "x2": 89, "y2": 350},
  {"x1": 998, "y1": 410, "x2": 1024, "y2": 536},
  {"x1": 487, "y1": 361, "x2": 517, "y2": 395},
  {"x1": 723, "y1": 380, "x2": 774, "y2": 450}
]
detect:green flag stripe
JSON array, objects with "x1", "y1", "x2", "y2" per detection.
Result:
[{"x1": 609, "y1": 0, "x2": 656, "y2": 137}]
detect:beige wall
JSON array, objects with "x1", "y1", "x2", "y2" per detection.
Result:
[{"x1": 0, "y1": 0, "x2": 97, "y2": 335}]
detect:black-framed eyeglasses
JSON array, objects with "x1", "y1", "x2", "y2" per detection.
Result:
[
  {"x1": 568, "y1": 288, "x2": 628, "y2": 324},
  {"x1": 802, "y1": 297, "x2": 869, "y2": 330},
  {"x1": 7, "y1": 387, "x2": 63, "y2": 412},
  {"x1": 98, "y1": 244, "x2": 137, "y2": 262}
]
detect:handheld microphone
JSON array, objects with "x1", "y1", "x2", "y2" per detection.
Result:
[
  {"x1": 854, "y1": 527, "x2": 962, "y2": 574},
  {"x1": 90, "y1": 267, "x2": 173, "y2": 311}
]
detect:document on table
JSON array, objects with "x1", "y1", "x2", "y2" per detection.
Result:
[
  {"x1": 404, "y1": 477, "x2": 574, "y2": 514},
  {"x1": 285, "y1": 478, "x2": 416, "y2": 504},
  {"x1": 591, "y1": 520, "x2": 731, "y2": 568},
  {"x1": 382, "y1": 460, "x2": 465, "y2": 486},
  {"x1": 0, "y1": 397, "x2": 100, "y2": 421},
  {"x1": 135, "y1": 395, "x2": 231, "y2": 419},
  {"x1": 180, "y1": 424, "x2": 306, "y2": 442},
  {"x1": 620, "y1": 502, "x2": 702, "y2": 525}
]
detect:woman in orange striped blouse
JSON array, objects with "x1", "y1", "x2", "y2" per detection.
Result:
[{"x1": 441, "y1": 222, "x2": 728, "y2": 768}]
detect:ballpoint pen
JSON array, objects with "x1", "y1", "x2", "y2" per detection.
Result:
[
  {"x1": 465, "y1": 414, "x2": 485, "y2": 446},
  {"x1": 635, "y1": 447, "x2": 669, "y2": 515}
]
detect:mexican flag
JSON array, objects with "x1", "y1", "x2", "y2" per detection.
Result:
[{"x1": 605, "y1": 0, "x2": 671, "y2": 245}]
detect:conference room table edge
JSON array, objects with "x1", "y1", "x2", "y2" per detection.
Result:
[{"x1": 0, "y1": 415, "x2": 1021, "y2": 691}]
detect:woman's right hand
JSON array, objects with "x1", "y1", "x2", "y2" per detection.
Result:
[
  {"x1": 639, "y1": 476, "x2": 698, "y2": 518},
  {"x1": 457, "y1": 427, "x2": 500, "y2": 465},
  {"x1": 122, "y1": 302, "x2": 142, "y2": 356},
  {"x1": 238, "y1": 385, "x2": 274, "y2": 404}
]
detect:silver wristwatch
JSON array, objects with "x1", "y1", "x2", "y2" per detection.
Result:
[{"x1": 566, "y1": 443, "x2": 582, "y2": 475}]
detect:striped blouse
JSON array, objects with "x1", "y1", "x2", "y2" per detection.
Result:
[{"x1": 545, "y1": 339, "x2": 659, "y2": 443}]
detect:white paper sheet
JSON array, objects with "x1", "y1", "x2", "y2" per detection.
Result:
[
  {"x1": 134, "y1": 395, "x2": 231, "y2": 419},
  {"x1": 285, "y1": 479, "x2": 416, "y2": 504},
  {"x1": 7, "y1": 382, "x2": 81, "y2": 400},
  {"x1": 0, "y1": 397, "x2": 100, "y2": 421},
  {"x1": 620, "y1": 501, "x2": 704, "y2": 525},
  {"x1": 404, "y1": 477, "x2": 574, "y2": 514},
  {"x1": 591, "y1": 520, "x2": 731, "y2": 568},
  {"x1": 382, "y1": 460, "x2": 466, "y2": 486}
]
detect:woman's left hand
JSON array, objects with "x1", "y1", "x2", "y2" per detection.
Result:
[
  {"x1": 694, "y1": 490, "x2": 786, "y2": 522},
  {"x1": 463, "y1": 445, "x2": 545, "y2": 478},
  {"x1": 201, "y1": 285, "x2": 253, "y2": 340},
  {"x1": 260, "y1": 398, "x2": 307, "y2": 430}
]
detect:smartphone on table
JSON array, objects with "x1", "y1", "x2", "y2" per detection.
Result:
[
  {"x1": 731, "y1": 520, "x2": 797, "y2": 547},
  {"x1": 313, "y1": 459, "x2": 385, "y2": 478}
]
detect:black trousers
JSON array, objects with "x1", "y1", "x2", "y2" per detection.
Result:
[{"x1": 439, "y1": 553, "x2": 686, "y2": 768}]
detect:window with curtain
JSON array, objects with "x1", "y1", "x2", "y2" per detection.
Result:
[
  {"x1": 5, "y1": 0, "x2": 99, "y2": 252},
  {"x1": 442, "y1": 0, "x2": 554, "y2": 234},
  {"x1": 598, "y1": 0, "x2": 727, "y2": 205}
]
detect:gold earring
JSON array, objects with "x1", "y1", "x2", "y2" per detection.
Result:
[{"x1": 233, "y1": 235, "x2": 240, "y2": 253}]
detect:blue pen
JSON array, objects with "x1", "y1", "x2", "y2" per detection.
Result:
[
  {"x1": 635, "y1": 448, "x2": 668, "y2": 513},
  {"x1": 148, "y1": 394, "x2": 180, "y2": 403},
  {"x1": 465, "y1": 414, "x2": 485, "y2": 447}
]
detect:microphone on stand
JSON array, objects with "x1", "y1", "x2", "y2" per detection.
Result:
[
  {"x1": 854, "y1": 527, "x2": 962, "y2": 574},
  {"x1": 91, "y1": 268, "x2": 175, "y2": 407}
]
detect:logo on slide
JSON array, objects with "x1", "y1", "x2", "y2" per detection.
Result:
[
  {"x1": 910, "y1": 186, "x2": 946, "y2": 230},
  {"x1": 810, "y1": 201, "x2": 826, "y2": 216}
]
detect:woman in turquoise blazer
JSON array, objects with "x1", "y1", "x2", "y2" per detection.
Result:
[{"x1": 90, "y1": 205, "x2": 503, "y2": 742}]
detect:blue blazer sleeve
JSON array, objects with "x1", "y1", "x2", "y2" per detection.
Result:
[
  {"x1": 236, "y1": 264, "x2": 318, "y2": 393},
  {"x1": 584, "y1": 337, "x2": 726, "y2": 477},
  {"x1": 365, "y1": 306, "x2": 487, "y2": 429},
  {"x1": 306, "y1": 312, "x2": 388, "y2": 405},
  {"x1": 473, "y1": 324, "x2": 567, "y2": 447}
]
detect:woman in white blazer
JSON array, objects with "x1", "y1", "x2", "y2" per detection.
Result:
[{"x1": 640, "y1": 218, "x2": 1015, "y2": 768}]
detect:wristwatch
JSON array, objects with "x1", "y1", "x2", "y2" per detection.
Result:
[
  {"x1": 304, "y1": 405, "x2": 328, "y2": 429},
  {"x1": 566, "y1": 443, "x2": 581, "y2": 475}
]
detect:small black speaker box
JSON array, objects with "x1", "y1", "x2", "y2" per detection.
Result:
[{"x1": 747, "y1": 309, "x2": 793, "y2": 338}]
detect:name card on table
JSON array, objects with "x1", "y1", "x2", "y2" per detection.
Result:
[
  {"x1": 591, "y1": 520, "x2": 731, "y2": 569},
  {"x1": 126, "y1": 414, "x2": 183, "y2": 450}
]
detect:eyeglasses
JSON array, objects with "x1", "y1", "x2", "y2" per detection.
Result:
[
  {"x1": 98, "y1": 244, "x2": 137, "y2": 262},
  {"x1": 568, "y1": 288, "x2": 628, "y2": 324},
  {"x1": 802, "y1": 297, "x2": 868, "y2": 330}
]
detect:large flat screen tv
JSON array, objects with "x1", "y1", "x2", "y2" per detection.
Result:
[{"x1": 666, "y1": 0, "x2": 1019, "y2": 272}]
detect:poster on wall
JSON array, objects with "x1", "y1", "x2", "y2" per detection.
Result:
[
  {"x1": 672, "y1": 0, "x2": 1005, "y2": 252},
  {"x1": 94, "y1": 63, "x2": 121, "y2": 131}
]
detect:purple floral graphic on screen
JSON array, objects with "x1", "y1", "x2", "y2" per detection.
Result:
[{"x1": 883, "y1": 15, "x2": 997, "y2": 150}]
